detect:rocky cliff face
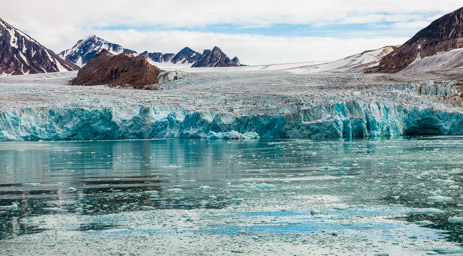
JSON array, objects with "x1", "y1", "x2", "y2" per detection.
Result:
[
  {"x1": 71, "y1": 50, "x2": 162, "y2": 88},
  {"x1": 192, "y1": 46, "x2": 240, "y2": 67},
  {"x1": 60, "y1": 36, "x2": 137, "y2": 67},
  {"x1": 0, "y1": 18, "x2": 78, "y2": 75},
  {"x1": 370, "y1": 7, "x2": 463, "y2": 73}
]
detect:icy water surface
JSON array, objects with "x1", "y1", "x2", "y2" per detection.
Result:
[{"x1": 1, "y1": 138, "x2": 463, "y2": 255}]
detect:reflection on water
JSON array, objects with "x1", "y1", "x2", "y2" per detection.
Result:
[{"x1": 0, "y1": 138, "x2": 463, "y2": 254}]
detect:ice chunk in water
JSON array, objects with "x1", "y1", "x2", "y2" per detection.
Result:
[
  {"x1": 426, "y1": 196, "x2": 453, "y2": 202},
  {"x1": 200, "y1": 186, "x2": 211, "y2": 191},
  {"x1": 415, "y1": 220, "x2": 434, "y2": 225},
  {"x1": 409, "y1": 208, "x2": 443, "y2": 214},
  {"x1": 0, "y1": 204, "x2": 18, "y2": 210},
  {"x1": 448, "y1": 217, "x2": 463, "y2": 223},
  {"x1": 255, "y1": 183, "x2": 274, "y2": 189},
  {"x1": 167, "y1": 188, "x2": 183, "y2": 193},
  {"x1": 24, "y1": 183, "x2": 40, "y2": 186}
]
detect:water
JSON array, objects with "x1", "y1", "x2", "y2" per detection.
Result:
[{"x1": 0, "y1": 138, "x2": 463, "y2": 255}]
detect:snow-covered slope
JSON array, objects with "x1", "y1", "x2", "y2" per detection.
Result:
[
  {"x1": 332, "y1": 46, "x2": 397, "y2": 69},
  {"x1": 401, "y1": 47, "x2": 463, "y2": 72},
  {"x1": 0, "y1": 18, "x2": 79, "y2": 75},
  {"x1": 284, "y1": 46, "x2": 396, "y2": 74},
  {"x1": 0, "y1": 69, "x2": 462, "y2": 141}
]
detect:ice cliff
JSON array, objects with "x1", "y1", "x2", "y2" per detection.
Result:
[{"x1": 0, "y1": 99, "x2": 462, "y2": 141}]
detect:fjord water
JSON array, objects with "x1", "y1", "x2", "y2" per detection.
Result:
[{"x1": 1, "y1": 138, "x2": 463, "y2": 255}]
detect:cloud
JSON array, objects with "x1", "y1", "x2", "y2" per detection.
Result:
[{"x1": 2, "y1": 0, "x2": 461, "y2": 64}]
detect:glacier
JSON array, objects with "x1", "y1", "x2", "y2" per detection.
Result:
[{"x1": 0, "y1": 70, "x2": 462, "y2": 141}]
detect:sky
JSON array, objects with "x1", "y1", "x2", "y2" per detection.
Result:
[{"x1": 3, "y1": 0, "x2": 463, "y2": 65}]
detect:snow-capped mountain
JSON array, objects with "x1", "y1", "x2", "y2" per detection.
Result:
[
  {"x1": 61, "y1": 36, "x2": 241, "y2": 68},
  {"x1": 171, "y1": 47, "x2": 202, "y2": 64},
  {"x1": 0, "y1": 18, "x2": 79, "y2": 75},
  {"x1": 371, "y1": 6, "x2": 463, "y2": 73},
  {"x1": 59, "y1": 35, "x2": 137, "y2": 67}
]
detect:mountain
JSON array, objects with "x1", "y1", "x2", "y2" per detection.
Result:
[
  {"x1": 370, "y1": 7, "x2": 463, "y2": 73},
  {"x1": 59, "y1": 35, "x2": 137, "y2": 67},
  {"x1": 192, "y1": 46, "x2": 240, "y2": 67},
  {"x1": 0, "y1": 18, "x2": 78, "y2": 75},
  {"x1": 171, "y1": 47, "x2": 201, "y2": 64},
  {"x1": 71, "y1": 49, "x2": 161, "y2": 88},
  {"x1": 61, "y1": 37, "x2": 242, "y2": 68}
]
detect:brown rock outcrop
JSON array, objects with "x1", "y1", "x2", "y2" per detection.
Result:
[{"x1": 71, "y1": 50, "x2": 162, "y2": 88}]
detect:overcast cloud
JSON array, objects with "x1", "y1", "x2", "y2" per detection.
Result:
[{"x1": 3, "y1": 0, "x2": 462, "y2": 64}]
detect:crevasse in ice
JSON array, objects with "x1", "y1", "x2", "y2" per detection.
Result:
[{"x1": 0, "y1": 99, "x2": 462, "y2": 141}]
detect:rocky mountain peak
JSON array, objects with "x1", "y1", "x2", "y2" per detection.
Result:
[{"x1": 0, "y1": 18, "x2": 78, "y2": 75}]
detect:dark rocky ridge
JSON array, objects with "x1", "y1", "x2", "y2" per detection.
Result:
[
  {"x1": 0, "y1": 18, "x2": 79, "y2": 75},
  {"x1": 370, "y1": 7, "x2": 463, "y2": 73},
  {"x1": 192, "y1": 46, "x2": 240, "y2": 67},
  {"x1": 71, "y1": 50, "x2": 162, "y2": 88},
  {"x1": 139, "y1": 51, "x2": 174, "y2": 63},
  {"x1": 60, "y1": 35, "x2": 136, "y2": 67}
]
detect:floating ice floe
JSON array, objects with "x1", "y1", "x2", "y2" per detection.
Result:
[
  {"x1": 415, "y1": 220, "x2": 434, "y2": 225},
  {"x1": 42, "y1": 207, "x2": 65, "y2": 213},
  {"x1": 448, "y1": 217, "x2": 463, "y2": 223},
  {"x1": 166, "y1": 188, "x2": 183, "y2": 193},
  {"x1": 426, "y1": 196, "x2": 453, "y2": 202},
  {"x1": 0, "y1": 204, "x2": 18, "y2": 211},
  {"x1": 67, "y1": 187, "x2": 77, "y2": 193},
  {"x1": 207, "y1": 131, "x2": 260, "y2": 140},
  {"x1": 255, "y1": 183, "x2": 274, "y2": 189},
  {"x1": 24, "y1": 183, "x2": 41, "y2": 186},
  {"x1": 199, "y1": 186, "x2": 211, "y2": 191},
  {"x1": 409, "y1": 208, "x2": 443, "y2": 214}
]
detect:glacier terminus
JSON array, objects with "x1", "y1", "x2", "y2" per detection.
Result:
[{"x1": 0, "y1": 68, "x2": 462, "y2": 141}]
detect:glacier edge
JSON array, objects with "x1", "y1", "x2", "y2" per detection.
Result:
[{"x1": 1, "y1": 100, "x2": 462, "y2": 141}]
